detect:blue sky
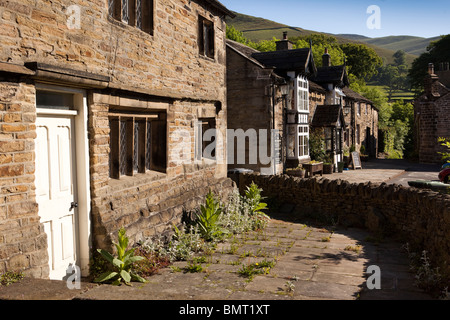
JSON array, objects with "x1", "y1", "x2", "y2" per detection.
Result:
[{"x1": 220, "y1": 0, "x2": 449, "y2": 39}]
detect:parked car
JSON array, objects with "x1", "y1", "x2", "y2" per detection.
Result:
[{"x1": 439, "y1": 166, "x2": 450, "y2": 184}]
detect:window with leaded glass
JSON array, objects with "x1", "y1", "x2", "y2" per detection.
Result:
[
  {"x1": 109, "y1": 111, "x2": 166, "y2": 179},
  {"x1": 108, "y1": 0, "x2": 154, "y2": 35}
]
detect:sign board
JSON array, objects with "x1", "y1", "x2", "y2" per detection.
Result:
[{"x1": 351, "y1": 151, "x2": 362, "y2": 170}]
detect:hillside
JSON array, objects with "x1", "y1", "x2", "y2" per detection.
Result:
[
  {"x1": 226, "y1": 12, "x2": 435, "y2": 66},
  {"x1": 227, "y1": 11, "x2": 321, "y2": 41},
  {"x1": 359, "y1": 35, "x2": 441, "y2": 56}
]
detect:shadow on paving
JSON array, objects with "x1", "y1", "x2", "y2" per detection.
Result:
[
  {"x1": 0, "y1": 210, "x2": 435, "y2": 301},
  {"x1": 272, "y1": 211, "x2": 434, "y2": 300},
  {"x1": 73, "y1": 210, "x2": 433, "y2": 301}
]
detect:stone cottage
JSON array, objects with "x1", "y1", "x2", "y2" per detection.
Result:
[
  {"x1": 226, "y1": 33, "x2": 316, "y2": 174},
  {"x1": 311, "y1": 49, "x2": 379, "y2": 163},
  {"x1": 0, "y1": 0, "x2": 235, "y2": 280},
  {"x1": 414, "y1": 62, "x2": 450, "y2": 164}
]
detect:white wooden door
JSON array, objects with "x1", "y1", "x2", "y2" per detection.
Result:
[{"x1": 36, "y1": 114, "x2": 78, "y2": 280}]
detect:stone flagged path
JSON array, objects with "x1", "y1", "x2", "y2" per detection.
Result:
[
  {"x1": 0, "y1": 159, "x2": 440, "y2": 301},
  {"x1": 0, "y1": 214, "x2": 433, "y2": 301}
]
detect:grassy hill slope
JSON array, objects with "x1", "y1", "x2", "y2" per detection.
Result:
[
  {"x1": 360, "y1": 35, "x2": 441, "y2": 56},
  {"x1": 226, "y1": 12, "x2": 431, "y2": 66},
  {"x1": 226, "y1": 11, "x2": 320, "y2": 41}
]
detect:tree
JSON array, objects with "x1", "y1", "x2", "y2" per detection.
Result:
[
  {"x1": 393, "y1": 50, "x2": 406, "y2": 66},
  {"x1": 379, "y1": 64, "x2": 400, "y2": 101},
  {"x1": 226, "y1": 25, "x2": 249, "y2": 44},
  {"x1": 340, "y1": 43, "x2": 383, "y2": 81},
  {"x1": 291, "y1": 34, "x2": 345, "y2": 67},
  {"x1": 408, "y1": 34, "x2": 450, "y2": 93}
]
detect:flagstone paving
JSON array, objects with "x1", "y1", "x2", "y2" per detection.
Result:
[
  {"x1": 74, "y1": 216, "x2": 432, "y2": 300},
  {"x1": 0, "y1": 214, "x2": 434, "y2": 301},
  {"x1": 0, "y1": 159, "x2": 441, "y2": 301}
]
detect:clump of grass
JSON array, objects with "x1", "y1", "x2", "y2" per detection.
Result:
[
  {"x1": 344, "y1": 245, "x2": 362, "y2": 254},
  {"x1": 238, "y1": 259, "x2": 275, "y2": 280},
  {"x1": 0, "y1": 271, "x2": 24, "y2": 286},
  {"x1": 183, "y1": 262, "x2": 204, "y2": 273}
]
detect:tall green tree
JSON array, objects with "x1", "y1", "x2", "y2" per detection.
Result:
[
  {"x1": 291, "y1": 34, "x2": 345, "y2": 67},
  {"x1": 393, "y1": 50, "x2": 407, "y2": 66},
  {"x1": 408, "y1": 34, "x2": 450, "y2": 93},
  {"x1": 340, "y1": 43, "x2": 383, "y2": 81}
]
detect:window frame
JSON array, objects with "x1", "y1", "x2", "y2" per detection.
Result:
[
  {"x1": 296, "y1": 76, "x2": 309, "y2": 113},
  {"x1": 198, "y1": 15, "x2": 215, "y2": 59},
  {"x1": 287, "y1": 124, "x2": 309, "y2": 160},
  {"x1": 195, "y1": 118, "x2": 216, "y2": 161},
  {"x1": 108, "y1": 0, "x2": 154, "y2": 35},
  {"x1": 109, "y1": 111, "x2": 166, "y2": 179}
]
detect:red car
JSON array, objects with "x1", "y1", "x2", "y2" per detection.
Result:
[{"x1": 439, "y1": 167, "x2": 450, "y2": 184}]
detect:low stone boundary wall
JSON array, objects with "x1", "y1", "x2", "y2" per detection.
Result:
[{"x1": 239, "y1": 173, "x2": 450, "y2": 278}]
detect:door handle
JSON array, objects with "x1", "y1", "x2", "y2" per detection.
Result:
[{"x1": 70, "y1": 202, "x2": 78, "y2": 210}]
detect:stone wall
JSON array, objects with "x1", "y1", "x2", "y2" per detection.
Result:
[
  {"x1": 414, "y1": 70, "x2": 450, "y2": 164},
  {"x1": 226, "y1": 44, "x2": 284, "y2": 174},
  {"x1": 415, "y1": 94, "x2": 450, "y2": 164},
  {"x1": 0, "y1": 80, "x2": 48, "y2": 278},
  {"x1": 239, "y1": 173, "x2": 450, "y2": 277},
  {"x1": 93, "y1": 165, "x2": 235, "y2": 250},
  {"x1": 88, "y1": 95, "x2": 234, "y2": 251},
  {"x1": 0, "y1": 0, "x2": 228, "y2": 102},
  {"x1": 0, "y1": 0, "x2": 235, "y2": 277},
  {"x1": 355, "y1": 101, "x2": 378, "y2": 156}
]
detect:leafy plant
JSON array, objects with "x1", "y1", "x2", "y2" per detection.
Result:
[
  {"x1": 244, "y1": 182, "x2": 268, "y2": 216},
  {"x1": 196, "y1": 190, "x2": 226, "y2": 241},
  {"x1": 94, "y1": 227, "x2": 147, "y2": 286},
  {"x1": 438, "y1": 137, "x2": 450, "y2": 162},
  {"x1": 309, "y1": 129, "x2": 327, "y2": 162}
]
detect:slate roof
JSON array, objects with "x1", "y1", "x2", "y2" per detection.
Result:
[
  {"x1": 226, "y1": 39, "x2": 267, "y2": 69},
  {"x1": 251, "y1": 48, "x2": 316, "y2": 76},
  {"x1": 341, "y1": 87, "x2": 377, "y2": 110},
  {"x1": 309, "y1": 80, "x2": 326, "y2": 94},
  {"x1": 313, "y1": 65, "x2": 349, "y2": 87},
  {"x1": 311, "y1": 105, "x2": 345, "y2": 128}
]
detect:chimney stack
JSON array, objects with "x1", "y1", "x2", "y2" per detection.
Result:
[
  {"x1": 428, "y1": 63, "x2": 435, "y2": 75},
  {"x1": 276, "y1": 31, "x2": 293, "y2": 51},
  {"x1": 322, "y1": 48, "x2": 331, "y2": 67},
  {"x1": 425, "y1": 63, "x2": 440, "y2": 99}
]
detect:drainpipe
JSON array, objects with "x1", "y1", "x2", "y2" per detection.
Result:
[{"x1": 270, "y1": 81, "x2": 275, "y2": 175}]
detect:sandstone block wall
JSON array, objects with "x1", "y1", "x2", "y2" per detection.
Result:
[
  {"x1": 0, "y1": 0, "x2": 228, "y2": 102},
  {"x1": 239, "y1": 173, "x2": 450, "y2": 277},
  {"x1": 226, "y1": 45, "x2": 284, "y2": 174},
  {"x1": 89, "y1": 96, "x2": 234, "y2": 251},
  {"x1": 414, "y1": 95, "x2": 450, "y2": 164},
  {"x1": 0, "y1": 0, "x2": 235, "y2": 277},
  {"x1": 0, "y1": 80, "x2": 48, "y2": 278}
]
